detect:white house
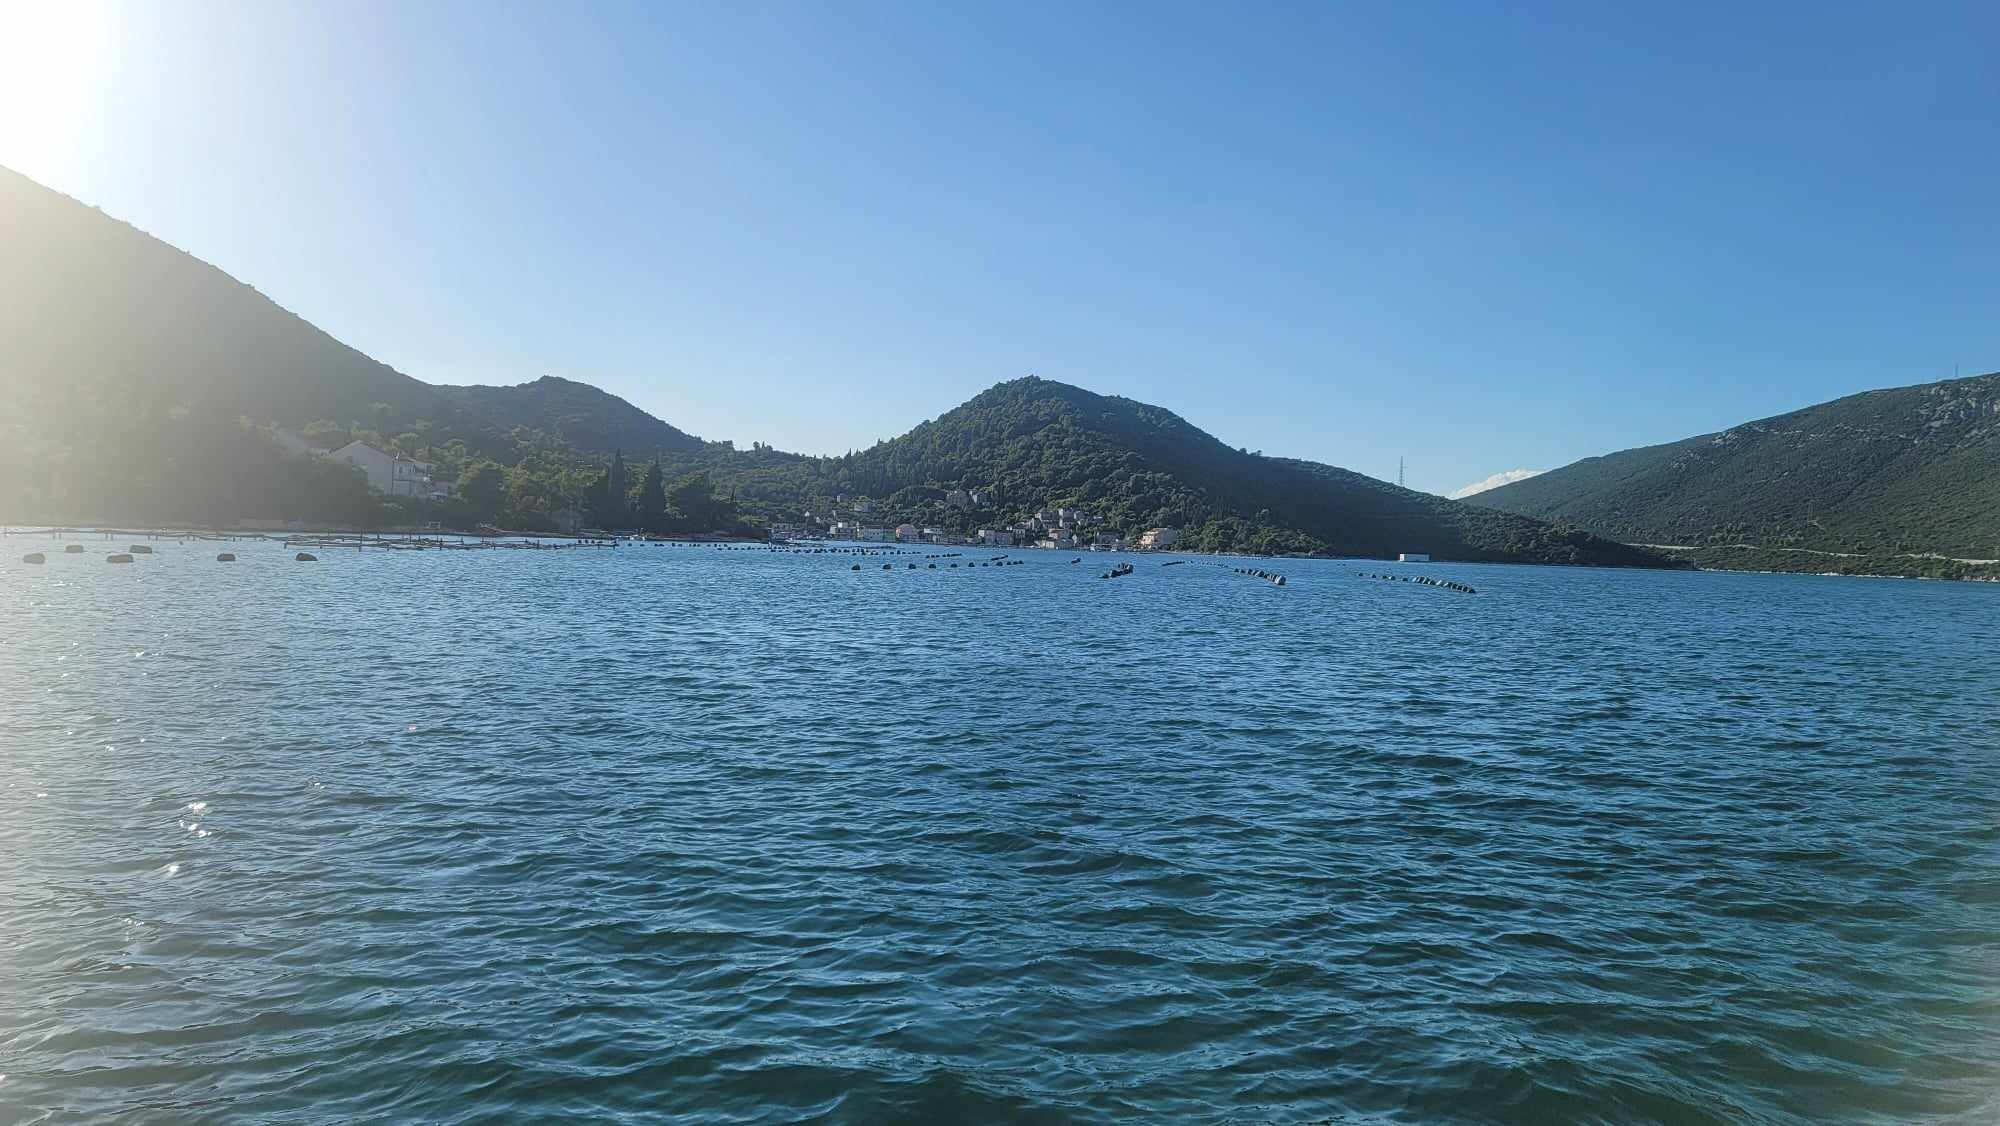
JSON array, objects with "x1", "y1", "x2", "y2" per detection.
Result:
[
  {"x1": 326, "y1": 440, "x2": 433, "y2": 498},
  {"x1": 859, "y1": 526, "x2": 895, "y2": 542},
  {"x1": 1137, "y1": 527, "x2": 1180, "y2": 550},
  {"x1": 895, "y1": 523, "x2": 920, "y2": 543},
  {"x1": 1398, "y1": 553, "x2": 1431, "y2": 563}
]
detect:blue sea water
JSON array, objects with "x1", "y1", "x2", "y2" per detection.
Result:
[{"x1": 2, "y1": 538, "x2": 1996, "y2": 1124}]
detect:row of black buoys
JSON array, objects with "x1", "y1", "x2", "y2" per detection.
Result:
[
  {"x1": 217, "y1": 553, "x2": 236, "y2": 562},
  {"x1": 1356, "y1": 570, "x2": 1475, "y2": 594},
  {"x1": 296, "y1": 553, "x2": 317, "y2": 562},
  {"x1": 857, "y1": 559, "x2": 1027, "y2": 571},
  {"x1": 1233, "y1": 566, "x2": 1286, "y2": 586}
]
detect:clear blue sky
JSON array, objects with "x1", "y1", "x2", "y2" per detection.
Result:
[{"x1": 5, "y1": 0, "x2": 1995, "y2": 494}]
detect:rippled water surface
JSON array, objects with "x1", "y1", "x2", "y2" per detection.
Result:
[{"x1": 3, "y1": 538, "x2": 1997, "y2": 1123}]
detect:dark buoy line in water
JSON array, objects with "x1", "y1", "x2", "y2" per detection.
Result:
[
  {"x1": 855, "y1": 557, "x2": 1026, "y2": 574},
  {"x1": 1355, "y1": 570, "x2": 1476, "y2": 594},
  {"x1": 1230, "y1": 566, "x2": 1287, "y2": 587}
]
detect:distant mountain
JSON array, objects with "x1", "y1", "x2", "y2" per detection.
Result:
[
  {"x1": 0, "y1": 165, "x2": 487, "y2": 443},
  {"x1": 439, "y1": 376, "x2": 706, "y2": 456},
  {"x1": 0, "y1": 168, "x2": 694, "y2": 461},
  {"x1": 803, "y1": 378, "x2": 1667, "y2": 564},
  {"x1": 1447, "y1": 469, "x2": 1544, "y2": 500},
  {"x1": 1471, "y1": 373, "x2": 2000, "y2": 566}
]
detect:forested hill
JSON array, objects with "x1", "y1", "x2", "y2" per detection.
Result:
[
  {"x1": 0, "y1": 165, "x2": 481, "y2": 443},
  {"x1": 438, "y1": 376, "x2": 707, "y2": 456},
  {"x1": 0, "y1": 166, "x2": 718, "y2": 527},
  {"x1": 1469, "y1": 373, "x2": 2000, "y2": 562},
  {"x1": 817, "y1": 378, "x2": 1668, "y2": 565},
  {"x1": 0, "y1": 168, "x2": 699, "y2": 461}
]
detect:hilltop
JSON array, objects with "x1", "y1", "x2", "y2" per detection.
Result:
[
  {"x1": 437, "y1": 376, "x2": 707, "y2": 457},
  {"x1": 750, "y1": 377, "x2": 1665, "y2": 564},
  {"x1": 1470, "y1": 374, "x2": 2000, "y2": 577}
]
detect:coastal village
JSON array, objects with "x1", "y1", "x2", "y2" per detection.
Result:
[
  {"x1": 767, "y1": 488, "x2": 1182, "y2": 551},
  {"x1": 257, "y1": 435, "x2": 1187, "y2": 550}
]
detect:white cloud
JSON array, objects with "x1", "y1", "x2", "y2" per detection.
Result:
[{"x1": 1446, "y1": 468, "x2": 1544, "y2": 500}]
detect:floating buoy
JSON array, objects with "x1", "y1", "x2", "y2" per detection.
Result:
[
  {"x1": 108, "y1": 554, "x2": 135, "y2": 564},
  {"x1": 295, "y1": 553, "x2": 318, "y2": 562},
  {"x1": 64, "y1": 544, "x2": 84, "y2": 554},
  {"x1": 217, "y1": 553, "x2": 236, "y2": 562},
  {"x1": 23, "y1": 553, "x2": 45, "y2": 564},
  {"x1": 852, "y1": 564, "x2": 861, "y2": 571},
  {"x1": 128, "y1": 545, "x2": 153, "y2": 555}
]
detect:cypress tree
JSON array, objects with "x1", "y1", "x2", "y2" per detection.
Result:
[
  {"x1": 636, "y1": 460, "x2": 667, "y2": 533},
  {"x1": 607, "y1": 450, "x2": 628, "y2": 510}
]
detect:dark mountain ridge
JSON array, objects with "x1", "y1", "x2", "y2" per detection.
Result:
[
  {"x1": 438, "y1": 376, "x2": 707, "y2": 456},
  {"x1": 821, "y1": 377, "x2": 1666, "y2": 564}
]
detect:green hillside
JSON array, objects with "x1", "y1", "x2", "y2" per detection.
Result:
[
  {"x1": 439, "y1": 376, "x2": 707, "y2": 457},
  {"x1": 0, "y1": 166, "x2": 491, "y2": 445},
  {"x1": 1470, "y1": 374, "x2": 2000, "y2": 568},
  {"x1": 726, "y1": 377, "x2": 1669, "y2": 564}
]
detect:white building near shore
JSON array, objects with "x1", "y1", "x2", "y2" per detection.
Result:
[{"x1": 326, "y1": 440, "x2": 435, "y2": 499}]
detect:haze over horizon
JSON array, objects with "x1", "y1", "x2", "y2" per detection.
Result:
[{"x1": 3, "y1": 0, "x2": 1995, "y2": 494}]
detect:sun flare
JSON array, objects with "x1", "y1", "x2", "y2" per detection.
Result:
[{"x1": 0, "y1": 0, "x2": 118, "y2": 179}]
